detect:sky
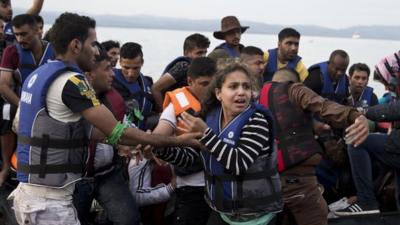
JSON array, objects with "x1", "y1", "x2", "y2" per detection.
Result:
[{"x1": 12, "y1": 0, "x2": 399, "y2": 29}]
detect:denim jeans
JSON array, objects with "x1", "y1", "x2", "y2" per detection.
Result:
[
  {"x1": 347, "y1": 133, "x2": 400, "y2": 208},
  {"x1": 73, "y1": 168, "x2": 140, "y2": 225}
]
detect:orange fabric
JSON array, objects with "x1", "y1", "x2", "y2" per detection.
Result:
[
  {"x1": 11, "y1": 152, "x2": 17, "y2": 170},
  {"x1": 162, "y1": 87, "x2": 201, "y2": 135}
]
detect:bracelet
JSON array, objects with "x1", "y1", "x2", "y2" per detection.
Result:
[{"x1": 106, "y1": 122, "x2": 128, "y2": 146}]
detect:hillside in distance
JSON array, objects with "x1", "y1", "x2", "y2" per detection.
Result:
[{"x1": 20, "y1": 9, "x2": 400, "y2": 41}]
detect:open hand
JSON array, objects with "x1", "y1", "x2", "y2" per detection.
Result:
[
  {"x1": 313, "y1": 121, "x2": 331, "y2": 136},
  {"x1": 176, "y1": 131, "x2": 203, "y2": 149},
  {"x1": 345, "y1": 115, "x2": 369, "y2": 147},
  {"x1": 178, "y1": 111, "x2": 208, "y2": 133}
]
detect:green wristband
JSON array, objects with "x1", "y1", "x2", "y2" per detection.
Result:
[{"x1": 106, "y1": 122, "x2": 128, "y2": 146}]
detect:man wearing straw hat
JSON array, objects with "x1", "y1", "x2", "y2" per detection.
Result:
[{"x1": 209, "y1": 16, "x2": 249, "y2": 59}]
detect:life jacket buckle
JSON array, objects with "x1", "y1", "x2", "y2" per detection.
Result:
[{"x1": 285, "y1": 177, "x2": 299, "y2": 184}]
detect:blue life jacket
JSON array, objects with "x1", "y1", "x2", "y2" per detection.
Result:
[
  {"x1": 351, "y1": 86, "x2": 373, "y2": 107},
  {"x1": 3, "y1": 22, "x2": 15, "y2": 43},
  {"x1": 263, "y1": 48, "x2": 302, "y2": 82},
  {"x1": 309, "y1": 61, "x2": 348, "y2": 104},
  {"x1": 113, "y1": 69, "x2": 153, "y2": 129},
  {"x1": 162, "y1": 56, "x2": 191, "y2": 74},
  {"x1": 16, "y1": 41, "x2": 55, "y2": 87},
  {"x1": 201, "y1": 103, "x2": 282, "y2": 214},
  {"x1": 18, "y1": 60, "x2": 89, "y2": 187},
  {"x1": 215, "y1": 43, "x2": 241, "y2": 58}
]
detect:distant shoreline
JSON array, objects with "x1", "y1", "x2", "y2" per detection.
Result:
[
  {"x1": 93, "y1": 25, "x2": 400, "y2": 43},
  {"x1": 19, "y1": 8, "x2": 400, "y2": 41}
]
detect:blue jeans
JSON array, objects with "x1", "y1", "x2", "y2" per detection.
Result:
[
  {"x1": 347, "y1": 133, "x2": 400, "y2": 208},
  {"x1": 73, "y1": 168, "x2": 140, "y2": 225}
]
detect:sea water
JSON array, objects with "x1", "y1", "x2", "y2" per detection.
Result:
[{"x1": 95, "y1": 26, "x2": 400, "y2": 97}]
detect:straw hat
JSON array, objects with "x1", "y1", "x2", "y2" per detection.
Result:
[{"x1": 213, "y1": 16, "x2": 249, "y2": 40}]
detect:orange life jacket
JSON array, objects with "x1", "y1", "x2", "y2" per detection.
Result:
[{"x1": 162, "y1": 87, "x2": 201, "y2": 135}]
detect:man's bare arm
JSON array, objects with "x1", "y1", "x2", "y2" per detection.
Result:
[
  {"x1": 152, "y1": 120, "x2": 175, "y2": 136},
  {"x1": 0, "y1": 70, "x2": 19, "y2": 106},
  {"x1": 151, "y1": 74, "x2": 176, "y2": 112},
  {"x1": 81, "y1": 104, "x2": 201, "y2": 148},
  {"x1": 26, "y1": 0, "x2": 44, "y2": 15}
]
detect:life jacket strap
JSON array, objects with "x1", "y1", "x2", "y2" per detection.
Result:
[
  {"x1": 18, "y1": 163, "x2": 83, "y2": 174},
  {"x1": 39, "y1": 134, "x2": 49, "y2": 178},
  {"x1": 18, "y1": 135, "x2": 87, "y2": 149},
  {"x1": 204, "y1": 169, "x2": 278, "y2": 182},
  {"x1": 204, "y1": 168, "x2": 279, "y2": 211}
]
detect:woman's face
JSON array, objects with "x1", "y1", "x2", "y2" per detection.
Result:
[{"x1": 216, "y1": 70, "x2": 252, "y2": 118}]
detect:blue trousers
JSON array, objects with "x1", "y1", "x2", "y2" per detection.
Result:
[{"x1": 347, "y1": 133, "x2": 400, "y2": 208}]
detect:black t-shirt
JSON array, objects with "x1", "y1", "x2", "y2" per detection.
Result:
[
  {"x1": 303, "y1": 67, "x2": 324, "y2": 95},
  {"x1": 162, "y1": 61, "x2": 190, "y2": 95},
  {"x1": 61, "y1": 75, "x2": 100, "y2": 113}
]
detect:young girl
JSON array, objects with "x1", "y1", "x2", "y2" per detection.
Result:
[{"x1": 157, "y1": 63, "x2": 282, "y2": 225}]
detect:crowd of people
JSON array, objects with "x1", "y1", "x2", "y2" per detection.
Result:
[{"x1": 0, "y1": 1, "x2": 399, "y2": 225}]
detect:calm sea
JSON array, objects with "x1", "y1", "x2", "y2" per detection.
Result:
[{"x1": 95, "y1": 26, "x2": 400, "y2": 97}]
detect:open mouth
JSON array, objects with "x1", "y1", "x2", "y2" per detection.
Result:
[{"x1": 234, "y1": 99, "x2": 247, "y2": 105}]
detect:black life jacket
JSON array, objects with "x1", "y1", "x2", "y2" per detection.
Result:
[{"x1": 259, "y1": 82, "x2": 322, "y2": 172}]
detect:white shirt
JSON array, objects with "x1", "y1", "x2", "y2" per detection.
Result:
[{"x1": 159, "y1": 103, "x2": 205, "y2": 187}]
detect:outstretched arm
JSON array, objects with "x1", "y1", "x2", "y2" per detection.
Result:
[
  {"x1": 81, "y1": 105, "x2": 202, "y2": 148},
  {"x1": 151, "y1": 75, "x2": 176, "y2": 112},
  {"x1": 0, "y1": 70, "x2": 19, "y2": 106},
  {"x1": 26, "y1": 0, "x2": 44, "y2": 15},
  {"x1": 288, "y1": 82, "x2": 361, "y2": 128},
  {"x1": 365, "y1": 100, "x2": 400, "y2": 122}
]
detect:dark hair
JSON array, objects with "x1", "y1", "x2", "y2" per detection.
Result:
[
  {"x1": 187, "y1": 57, "x2": 216, "y2": 79},
  {"x1": 183, "y1": 33, "x2": 210, "y2": 53},
  {"x1": 278, "y1": 27, "x2": 300, "y2": 42},
  {"x1": 94, "y1": 44, "x2": 110, "y2": 63},
  {"x1": 11, "y1": 14, "x2": 37, "y2": 28},
  {"x1": 101, "y1": 40, "x2": 120, "y2": 51},
  {"x1": 43, "y1": 27, "x2": 52, "y2": 41},
  {"x1": 241, "y1": 46, "x2": 263, "y2": 56},
  {"x1": 349, "y1": 63, "x2": 370, "y2": 77},
  {"x1": 329, "y1": 49, "x2": 349, "y2": 61},
  {"x1": 50, "y1": 12, "x2": 96, "y2": 55},
  {"x1": 120, "y1": 42, "x2": 143, "y2": 60},
  {"x1": 202, "y1": 63, "x2": 250, "y2": 115},
  {"x1": 273, "y1": 68, "x2": 300, "y2": 82},
  {"x1": 33, "y1": 15, "x2": 43, "y2": 25},
  {"x1": 0, "y1": 0, "x2": 10, "y2": 5}
]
